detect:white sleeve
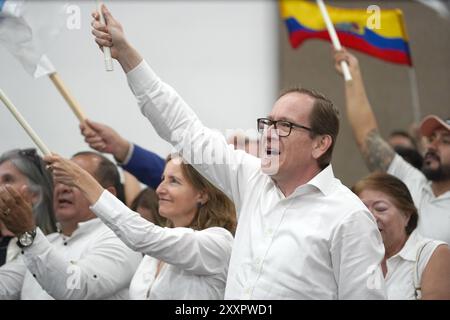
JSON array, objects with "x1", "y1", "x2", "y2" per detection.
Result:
[
  {"x1": 388, "y1": 154, "x2": 427, "y2": 190},
  {"x1": 116, "y1": 142, "x2": 134, "y2": 165},
  {"x1": 126, "y1": 60, "x2": 261, "y2": 215},
  {"x1": 91, "y1": 190, "x2": 233, "y2": 276},
  {"x1": 330, "y1": 210, "x2": 387, "y2": 300},
  {"x1": 21, "y1": 228, "x2": 142, "y2": 300},
  {"x1": 0, "y1": 257, "x2": 26, "y2": 300}
]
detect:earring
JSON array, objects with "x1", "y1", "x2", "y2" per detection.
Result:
[{"x1": 197, "y1": 202, "x2": 202, "y2": 209}]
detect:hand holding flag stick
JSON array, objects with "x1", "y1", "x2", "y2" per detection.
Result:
[
  {"x1": 97, "y1": 1, "x2": 113, "y2": 71},
  {"x1": 316, "y1": 0, "x2": 352, "y2": 82},
  {"x1": 0, "y1": 89, "x2": 51, "y2": 156}
]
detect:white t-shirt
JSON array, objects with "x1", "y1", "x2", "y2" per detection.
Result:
[
  {"x1": 388, "y1": 154, "x2": 450, "y2": 244},
  {"x1": 385, "y1": 230, "x2": 446, "y2": 300}
]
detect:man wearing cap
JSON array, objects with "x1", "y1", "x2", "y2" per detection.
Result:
[{"x1": 335, "y1": 49, "x2": 450, "y2": 244}]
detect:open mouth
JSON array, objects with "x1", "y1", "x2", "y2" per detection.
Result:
[
  {"x1": 57, "y1": 198, "x2": 73, "y2": 206},
  {"x1": 424, "y1": 152, "x2": 440, "y2": 164},
  {"x1": 265, "y1": 148, "x2": 281, "y2": 156}
]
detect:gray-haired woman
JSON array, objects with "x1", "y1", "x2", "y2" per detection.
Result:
[{"x1": 0, "y1": 149, "x2": 57, "y2": 266}]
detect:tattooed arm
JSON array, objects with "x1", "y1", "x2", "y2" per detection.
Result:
[
  {"x1": 334, "y1": 49, "x2": 395, "y2": 172},
  {"x1": 363, "y1": 129, "x2": 395, "y2": 172}
]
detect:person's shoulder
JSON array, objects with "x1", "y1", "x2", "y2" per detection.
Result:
[
  {"x1": 331, "y1": 179, "x2": 369, "y2": 212},
  {"x1": 389, "y1": 154, "x2": 427, "y2": 184},
  {"x1": 198, "y1": 227, "x2": 234, "y2": 239},
  {"x1": 329, "y1": 182, "x2": 378, "y2": 226}
]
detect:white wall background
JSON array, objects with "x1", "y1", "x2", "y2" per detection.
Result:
[{"x1": 0, "y1": 0, "x2": 278, "y2": 161}]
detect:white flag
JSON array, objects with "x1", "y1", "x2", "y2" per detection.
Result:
[{"x1": 0, "y1": 0, "x2": 68, "y2": 78}]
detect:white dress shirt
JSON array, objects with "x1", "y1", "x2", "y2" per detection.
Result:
[
  {"x1": 385, "y1": 230, "x2": 447, "y2": 300},
  {"x1": 125, "y1": 60, "x2": 386, "y2": 300},
  {"x1": 90, "y1": 190, "x2": 234, "y2": 300},
  {"x1": 6, "y1": 238, "x2": 20, "y2": 263},
  {"x1": 0, "y1": 255, "x2": 27, "y2": 300},
  {"x1": 0, "y1": 218, "x2": 142, "y2": 300},
  {"x1": 388, "y1": 154, "x2": 450, "y2": 244}
]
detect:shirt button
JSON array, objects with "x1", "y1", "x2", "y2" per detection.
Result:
[
  {"x1": 243, "y1": 288, "x2": 251, "y2": 299},
  {"x1": 265, "y1": 228, "x2": 273, "y2": 237},
  {"x1": 253, "y1": 258, "x2": 262, "y2": 271}
]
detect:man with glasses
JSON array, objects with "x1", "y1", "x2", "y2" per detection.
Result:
[
  {"x1": 335, "y1": 49, "x2": 450, "y2": 245},
  {"x1": 90, "y1": 5, "x2": 386, "y2": 299}
]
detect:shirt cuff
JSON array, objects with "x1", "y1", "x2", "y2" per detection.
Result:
[
  {"x1": 116, "y1": 142, "x2": 134, "y2": 166},
  {"x1": 22, "y1": 228, "x2": 50, "y2": 258},
  {"x1": 126, "y1": 60, "x2": 160, "y2": 97},
  {"x1": 90, "y1": 190, "x2": 123, "y2": 223}
]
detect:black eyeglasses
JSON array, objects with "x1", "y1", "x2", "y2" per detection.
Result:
[{"x1": 257, "y1": 118, "x2": 313, "y2": 137}]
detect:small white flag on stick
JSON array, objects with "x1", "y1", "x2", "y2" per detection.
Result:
[
  {"x1": 0, "y1": 1, "x2": 87, "y2": 122},
  {"x1": 0, "y1": 0, "x2": 64, "y2": 78},
  {"x1": 0, "y1": 88, "x2": 51, "y2": 156}
]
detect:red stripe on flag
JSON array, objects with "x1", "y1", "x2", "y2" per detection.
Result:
[{"x1": 289, "y1": 30, "x2": 412, "y2": 66}]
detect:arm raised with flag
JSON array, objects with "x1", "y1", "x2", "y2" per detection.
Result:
[
  {"x1": 91, "y1": 6, "x2": 142, "y2": 74},
  {"x1": 334, "y1": 49, "x2": 396, "y2": 172}
]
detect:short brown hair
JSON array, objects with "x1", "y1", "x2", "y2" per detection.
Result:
[
  {"x1": 352, "y1": 172, "x2": 418, "y2": 235},
  {"x1": 166, "y1": 154, "x2": 236, "y2": 234},
  {"x1": 72, "y1": 151, "x2": 120, "y2": 190},
  {"x1": 280, "y1": 87, "x2": 340, "y2": 169},
  {"x1": 130, "y1": 188, "x2": 167, "y2": 227}
]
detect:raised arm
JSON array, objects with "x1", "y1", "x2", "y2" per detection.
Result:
[
  {"x1": 91, "y1": 5, "x2": 260, "y2": 213},
  {"x1": 92, "y1": 4, "x2": 142, "y2": 73},
  {"x1": 45, "y1": 156, "x2": 232, "y2": 276},
  {"x1": 91, "y1": 191, "x2": 233, "y2": 276},
  {"x1": 334, "y1": 49, "x2": 395, "y2": 172},
  {"x1": 80, "y1": 119, "x2": 164, "y2": 189}
]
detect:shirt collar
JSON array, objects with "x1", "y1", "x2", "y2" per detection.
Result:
[
  {"x1": 269, "y1": 164, "x2": 337, "y2": 198},
  {"x1": 58, "y1": 218, "x2": 103, "y2": 239},
  {"x1": 304, "y1": 164, "x2": 336, "y2": 196},
  {"x1": 393, "y1": 230, "x2": 421, "y2": 262}
]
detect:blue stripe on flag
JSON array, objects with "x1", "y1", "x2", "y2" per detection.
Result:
[
  {"x1": 285, "y1": 17, "x2": 409, "y2": 52},
  {"x1": 0, "y1": 0, "x2": 5, "y2": 11}
]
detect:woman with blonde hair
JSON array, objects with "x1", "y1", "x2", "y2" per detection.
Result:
[{"x1": 45, "y1": 153, "x2": 236, "y2": 300}]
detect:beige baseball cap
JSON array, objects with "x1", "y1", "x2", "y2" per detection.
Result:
[{"x1": 420, "y1": 115, "x2": 450, "y2": 137}]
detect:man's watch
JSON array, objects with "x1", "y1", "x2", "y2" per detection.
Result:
[{"x1": 17, "y1": 228, "x2": 37, "y2": 248}]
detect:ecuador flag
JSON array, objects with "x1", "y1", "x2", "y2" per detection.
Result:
[{"x1": 280, "y1": 0, "x2": 412, "y2": 66}]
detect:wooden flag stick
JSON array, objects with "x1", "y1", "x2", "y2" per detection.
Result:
[
  {"x1": 49, "y1": 72, "x2": 86, "y2": 122},
  {"x1": 97, "y1": 1, "x2": 114, "y2": 71},
  {"x1": 0, "y1": 88, "x2": 52, "y2": 156},
  {"x1": 316, "y1": 0, "x2": 352, "y2": 82}
]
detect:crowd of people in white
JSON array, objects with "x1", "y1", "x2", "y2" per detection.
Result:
[{"x1": 0, "y1": 5, "x2": 449, "y2": 300}]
